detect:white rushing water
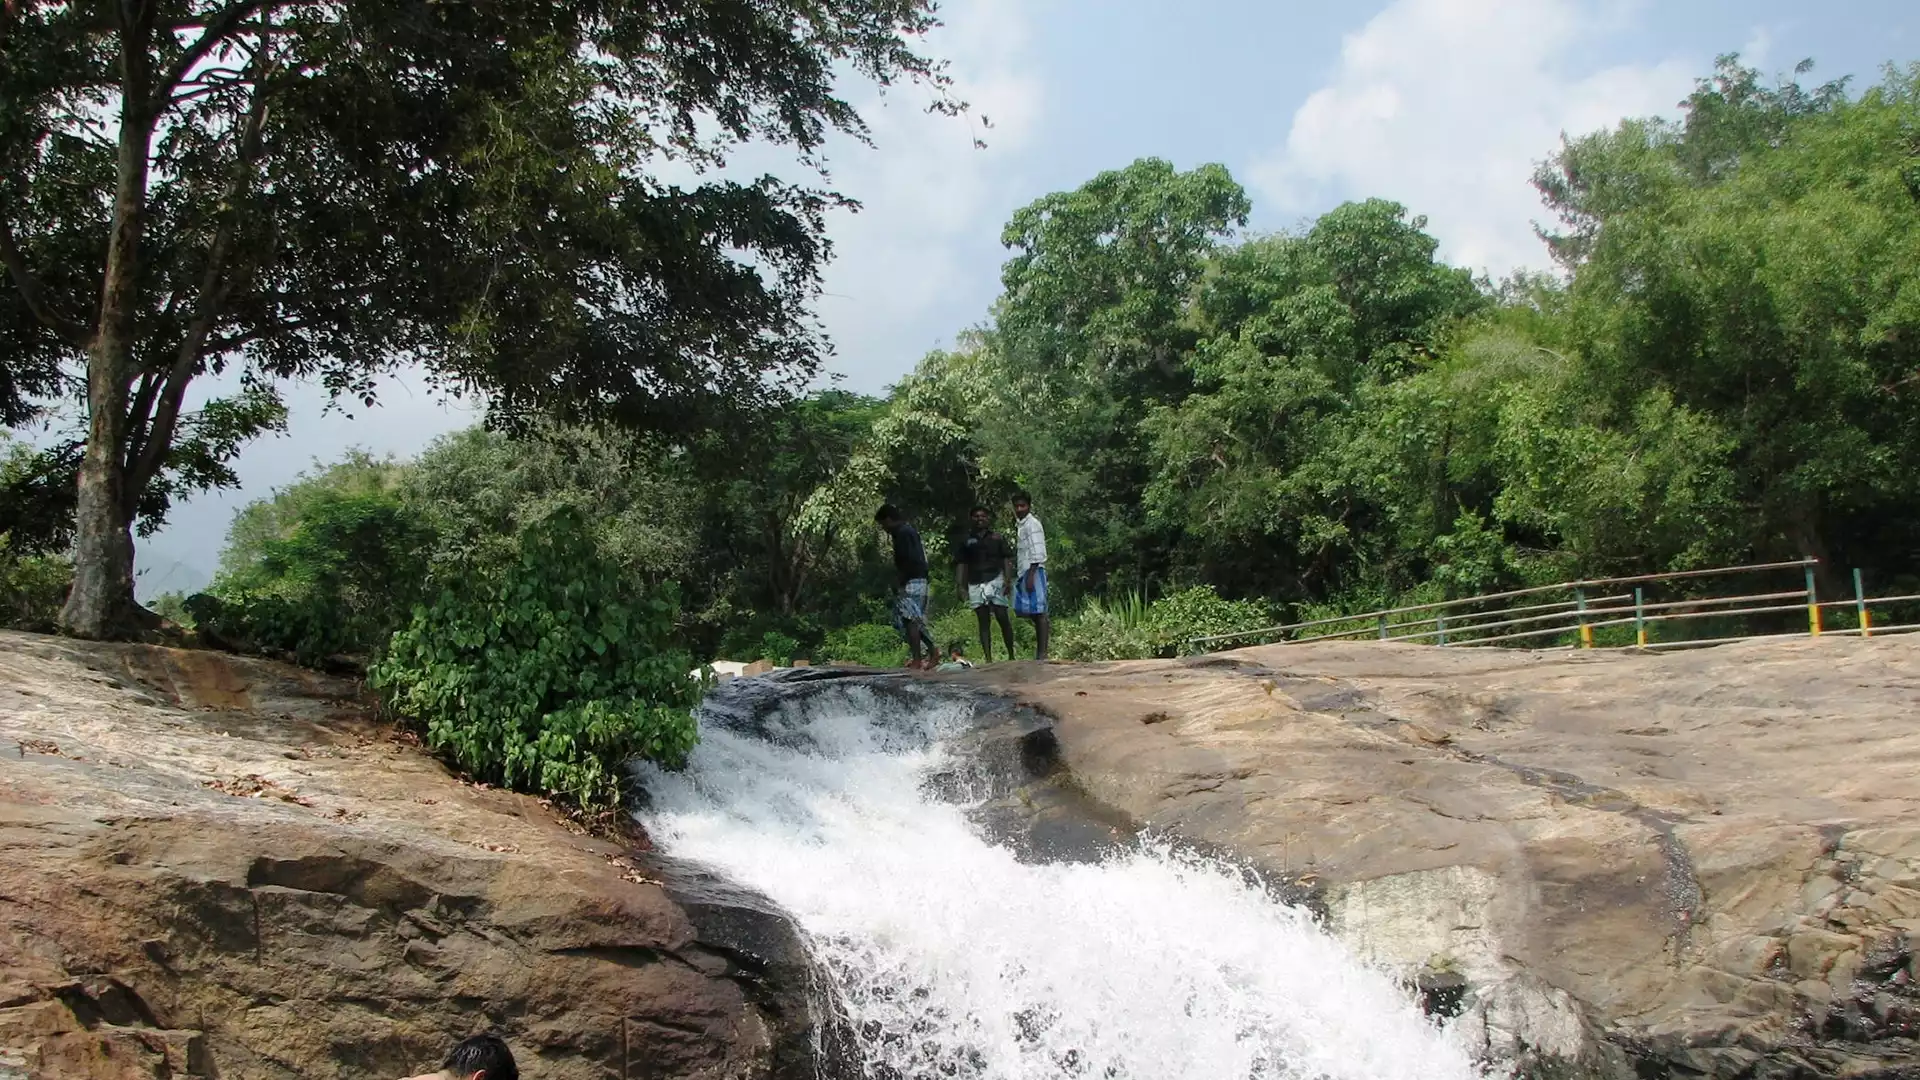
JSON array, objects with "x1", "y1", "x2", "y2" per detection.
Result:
[{"x1": 634, "y1": 683, "x2": 1490, "y2": 1080}]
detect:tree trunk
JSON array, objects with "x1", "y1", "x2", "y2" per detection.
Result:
[{"x1": 60, "y1": 6, "x2": 157, "y2": 639}]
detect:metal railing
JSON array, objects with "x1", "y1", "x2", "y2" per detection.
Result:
[{"x1": 1185, "y1": 559, "x2": 1920, "y2": 655}]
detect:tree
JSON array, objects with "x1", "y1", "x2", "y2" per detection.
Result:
[
  {"x1": 1535, "y1": 57, "x2": 1920, "y2": 584},
  {"x1": 0, "y1": 0, "x2": 954, "y2": 638},
  {"x1": 1145, "y1": 200, "x2": 1485, "y2": 598},
  {"x1": 989, "y1": 158, "x2": 1251, "y2": 591},
  {"x1": 693, "y1": 390, "x2": 885, "y2": 626},
  {"x1": 404, "y1": 424, "x2": 699, "y2": 585},
  {"x1": 213, "y1": 449, "x2": 407, "y2": 582}
]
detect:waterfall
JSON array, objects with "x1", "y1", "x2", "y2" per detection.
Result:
[{"x1": 634, "y1": 677, "x2": 1490, "y2": 1080}]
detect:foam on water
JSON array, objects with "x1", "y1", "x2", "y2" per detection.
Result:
[{"x1": 634, "y1": 684, "x2": 1489, "y2": 1080}]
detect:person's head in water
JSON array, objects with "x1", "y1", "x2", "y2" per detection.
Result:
[
  {"x1": 947, "y1": 640, "x2": 967, "y2": 660},
  {"x1": 874, "y1": 504, "x2": 902, "y2": 531},
  {"x1": 969, "y1": 505, "x2": 990, "y2": 532},
  {"x1": 1012, "y1": 491, "x2": 1032, "y2": 520},
  {"x1": 402, "y1": 1034, "x2": 518, "y2": 1080}
]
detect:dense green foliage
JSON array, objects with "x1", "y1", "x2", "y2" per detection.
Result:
[
  {"x1": 10, "y1": 50, "x2": 1920, "y2": 801},
  {"x1": 186, "y1": 454, "x2": 428, "y2": 663},
  {"x1": 370, "y1": 507, "x2": 699, "y2": 811},
  {"x1": 0, "y1": 531, "x2": 71, "y2": 631},
  {"x1": 843, "y1": 57, "x2": 1920, "y2": 625},
  {"x1": 0, "y1": 0, "x2": 955, "y2": 636},
  {"x1": 170, "y1": 54, "x2": 1920, "y2": 671}
]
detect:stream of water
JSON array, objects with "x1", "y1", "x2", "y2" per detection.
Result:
[{"x1": 633, "y1": 679, "x2": 1490, "y2": 1080}]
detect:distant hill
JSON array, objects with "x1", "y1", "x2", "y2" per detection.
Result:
[{"x1": 135, "y1": 558, "x2": 213, "y2": 603}]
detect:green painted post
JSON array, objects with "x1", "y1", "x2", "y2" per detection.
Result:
[
  {"x1": 1436, "y1": 611, "x2": 1447, "y2": 646},
  {"x1": 1575, "y1": 587, "x2": 1592, "y2": 648},
  {"x1": 1377, "y1": 613, "x2": 1388, "y2": 640},
  {"x1": 1855, "y1": 568, "x2": 1872, "y2": 638},
  {"x1": 1634, "y1": 587, "x2": 1646, "y2": 648}
]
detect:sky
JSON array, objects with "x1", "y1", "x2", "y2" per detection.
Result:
[{"x1": 124, "y1": 0, "x2": 1917, "y2": 598}]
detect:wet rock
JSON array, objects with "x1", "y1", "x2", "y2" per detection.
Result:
[{"x1": 967, "y1": 635, "x2": 1920, "y2": 1078}]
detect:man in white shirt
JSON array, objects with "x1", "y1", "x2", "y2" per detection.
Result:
[{"x1": 1011, "y1": 491, "x2": 1051, "y2": 661}]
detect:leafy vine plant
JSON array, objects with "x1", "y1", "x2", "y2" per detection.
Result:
[{"x1": 371, "y1": 506, "x2": 701, "y2": 813}]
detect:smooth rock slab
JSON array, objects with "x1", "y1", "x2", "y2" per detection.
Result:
[
  {"x1": 955, "y1": 636, "x2": 1920, "y2": 1078},
  {"x1": 0, "y1": 631, "x2": 799, "y2": 1080}
]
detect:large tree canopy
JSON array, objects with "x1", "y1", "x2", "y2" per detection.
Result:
[
  {"x1": 0, "y1": 0, "x2": 953, "y2": 637},
  {"x1": 1535, "y1": 55, "x2": 1920, "y2": 583}
]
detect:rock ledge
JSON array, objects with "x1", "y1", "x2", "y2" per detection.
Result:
[{"x1": 0, "y1": 631, "x2": 798, "y2": 1080}]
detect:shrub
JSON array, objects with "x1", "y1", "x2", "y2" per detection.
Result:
[
  {"x1": 1145, "y1": 586, "x2": 1273, "y2": 654},
  {"x1": 821, "y1": 621, "x2": 908, "y2": 667},
  {"x1": 1054, "y1": 591, "x2": 1155, "y2": 662},
  {"x1": 1053, "y1": 585, "x2": 1273, "y2": 661},
  {"x1": 148, "y1": 590, "x2": 195, "y2": 628},
  {"x1": 369, "y1": 506, "x2": 699, "y2": 812},
  {"x1": 0, "y1": 533, "x2": 73, "y2": 631},
  {"x1": 754, "y1": 630, "x2": 800, "y2": 666},
  {"x1": 1053, "y1": 602, "x2": 1157, "y2": 662},
  {"x1": 189, "y1": 489, "x2": 430, "y2": 664},
  {"x1": 930, "y1": 601, "x2": 1037, "y2": 661}
]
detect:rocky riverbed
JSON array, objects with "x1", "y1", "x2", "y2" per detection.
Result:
[
  {"x1": 5, "y1": 627, "x2": 1918, "y2": 1079},
  {"x1": 954, "y1": 636, "x2": 1920, "y2": 1078}
]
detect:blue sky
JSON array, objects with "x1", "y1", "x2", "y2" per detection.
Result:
[{"x1": 130, "y1": 0, "x2": 1916, "y2": 597}]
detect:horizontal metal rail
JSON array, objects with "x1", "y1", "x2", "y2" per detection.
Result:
[
  {"x1": 1187, "y1": 558, "x2": 1819, "y2": 649},
  {"x1": 1259, "y1": 593, "x2": 1639, "y2": 646},
  {"x1": 1634, "y1": 623, "x2": 1920, "y2": 651},
  {"x1": 1382, "y1": 600, "x2": 1636, "y2": 644},
  {"x1": 1185, "y1": 557, "x2": 1920, "y2": 656},
  {"x1": 1634, "y1": 590, "x2": 1805, "y2": 614}
]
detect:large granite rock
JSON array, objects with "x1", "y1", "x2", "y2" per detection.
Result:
[
  {"x1": 0, "y1": 631, "x2": 806, "y2": 1080},
  {"x1": 963, "y1": 636, "x2": 1920, "y2": 1078}
]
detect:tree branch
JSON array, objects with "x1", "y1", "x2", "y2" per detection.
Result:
[
  {"x1": 205, "y1": 315, "x2": 319, "y2": 356},
  {"x1": 152, "y1": 0, "x2": 277, "y2": 110},
  {"x1": 128, "y1": 45, "x2": 276, "y2": 508},
  {"x1": 0, "y1": 217, "x2": 90, "y2": 347}
]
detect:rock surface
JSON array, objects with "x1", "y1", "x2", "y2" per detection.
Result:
[
  {"x1": 963, "y1": 636, "x2": 1920, "y2": 1078},
  {"x1": 0, "y1": 631, "x2": 805, "y2": 1080}
]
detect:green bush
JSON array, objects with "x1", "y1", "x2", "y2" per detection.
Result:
[
  {"x1": 1145, "y1": 585, "x2": 1273, "y2": 653},
  {"x1": 929, "y1": 601, "x2": 1037, "y2": 661},
  {"x1": 0, "y1": 533, "x2": 72, "y2": 631},
  {"x1": 369, "y1": 506, "x2": 699, "y2": 811},
  {"x1": 1053, "y1": 600, "x2": 1156, "y2": 662},
  {"x1": 148, "y1": 590, "x2": 195, "y2": 628},
  {"x1": 752, "y1": 630, "x2": 800, "y2": 666},
  {"x1": 188, "y1": 489, "x2": 430, "y2": 664},
  {"x1": 1052, "y1": 585, "x2": 1272, "y2": 661},
  {"x1": 821, "y1": 621, "x2": 908, "y2": 667}
]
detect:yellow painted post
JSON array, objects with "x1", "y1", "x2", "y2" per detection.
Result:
[
  {"x1": 1634, "y1": 586, "x2": 1647, "y2": 648},
  {"x1": 1855, "y1": 568, "x2": 1872, "y2": 638},
  {"x1": 1576, "y1": 587, "x2": 1593, "y2": 649},
  {"x1": 1805, "y1": 562, "x2": 1821, "y2": 637}
]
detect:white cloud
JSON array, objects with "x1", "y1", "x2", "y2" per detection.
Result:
[
  {"x1": 1249, "y1": 0, "x2": 1695, "y2": 276},
  {"x1": 809, "y1": 0, "x2": 1042, "y2": 388}
]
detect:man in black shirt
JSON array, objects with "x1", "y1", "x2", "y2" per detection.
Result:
[
  {"x1": 874, "y1": 504, "x2": 935, "y2": 669},
  {"x1": 953, "y1": 505, "x2": 1015, "y2": 662}
]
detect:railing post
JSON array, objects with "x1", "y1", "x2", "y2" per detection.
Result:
[
  {"x1": 1854, "y1": 568, "x2": 1872, "y2": 638},
  {"x1": 1436, "y1": 611, "x2": 1447, "y2": 646},
  {"x1": 1805, "y1": 560, "x2": 1821, "y2": 637},
  {"x1": 1634, "y1": 586, "x2": 1646, "y2": 648},
  {"x1": 1575, "y1": 586, "x2": 1592, "y2": 649},
  {"x1": 1377, "y1": 613, "x2": 1388, "y2": 640}
]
